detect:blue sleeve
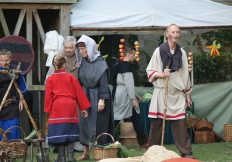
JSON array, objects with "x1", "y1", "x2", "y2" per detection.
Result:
[{"x1": 17, "y1": 74, "x2": 27, "y2": 95}]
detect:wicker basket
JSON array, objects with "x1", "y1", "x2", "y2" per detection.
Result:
[
  {"x1": 194, "y1": 131, "x2": 215, "y2": 144},
  {"x1": 91, "y1": 133, "x2": 118, "y2": 160},
  {"x1": 120, "y1": 122, "x2": 137, "y2": 138},
  {"x1": 194, "y1": 118, "x2": 214, "y2": 131},
  {"x1": 0, "y1": 126, "x2": 27, "y2": 160},
  {"x1": 186, "y1": 117, "x2": 197, "y2": 129},
  {"x1": 224, "y1": 124, "x2": 232, "y2": 142},
  {"x1": 120, "y1": 138, "x2": 138, "y2": 146},
  {"x1": 119, "y1": 122, "x2": 138, "y2": 146}
]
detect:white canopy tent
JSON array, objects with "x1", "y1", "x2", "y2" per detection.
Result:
[{"x1": 70, "y1": 0, "x2": 232, "y2": 35}]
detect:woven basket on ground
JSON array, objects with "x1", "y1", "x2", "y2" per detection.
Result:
[
  {"x1": 91, "y1": 133, "x2": 118, "y2": 160},
  {"x1": 0, "y1": 126, "x2": 27, "y2": 161},
  {"x1": 194, "y1": 118, "x2": 214, "y2": 131},
  {"x1": 194, "y1": 131, "x2": 215, "y2": 144},
  {"x1": 186, "y1": 117, "x2": 197, "y2": 129},
  {"x1": 224, "y1": 124, "x2": 232, "y2": 142},
  {"x1": 119, "y1": 122, "x2": 138, "y2": 146}
]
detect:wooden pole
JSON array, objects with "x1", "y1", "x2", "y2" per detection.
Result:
[
  {"x1": 161, "y1": 67, "x2": 169, "y2": 146},
  {"x1": 41, "y1": 113, "x2": 48, "y2": 138},
  {"x1": 0, "y1": 76, "x2": 15, "y2": 111},
  {"x1": 13, "y1": 81, "x2": 42, "y2": 140},
  {"x1": 0, "y1": 65, "x2": 41, "y2": 139},
  {"x1": 0, "y1": 63, "x2": 21, "y2": 111}
]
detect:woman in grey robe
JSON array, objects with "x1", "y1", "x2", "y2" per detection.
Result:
[{"x1": 75, "y1": 35, "x2": 114, "y2": 160}]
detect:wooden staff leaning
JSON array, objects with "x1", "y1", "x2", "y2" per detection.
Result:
[
  {"x1": 0, "y1": 63, "x2": 41, "y2": 139},
  {"x1": 161, "y1": 66, "x2": 169, "y2": 146},
  {"x1": 0, "y1": 63, "x2": 21, "y2": 111},
  {"x1": 13, "y1": 81, "x2": 41, "y2": 139}
]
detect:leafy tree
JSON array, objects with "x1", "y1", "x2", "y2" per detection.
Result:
[{"x1": 193, "y1": 29, "x2": 232, "y2": 84}]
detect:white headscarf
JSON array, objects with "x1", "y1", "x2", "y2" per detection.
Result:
[{"x1": 75, "y1": 35, "x2": 101, "y2": 66}]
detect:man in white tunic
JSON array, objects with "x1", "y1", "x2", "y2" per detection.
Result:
[{"x1": 146, "y1": 24, "x2": 194, "y2": 158}]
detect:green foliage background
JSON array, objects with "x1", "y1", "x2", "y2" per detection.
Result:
[{"x1": 193, "y1": 29, "x2": 232, "y2": 84}]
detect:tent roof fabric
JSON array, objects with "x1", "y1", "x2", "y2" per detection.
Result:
[
  {"x1": 70, "y1": 0, "x2": 232, "y2": 29},
  {"x1": 0, "y1": 0, "x2": 76, "y2": 3}
]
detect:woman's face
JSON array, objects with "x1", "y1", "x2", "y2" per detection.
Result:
[
  {"x1": 78, "y1": 47, "x2": 88, "y2": 58},
  {"x1": 0, "y1": 55, "x2": 11, "y2": 69}
]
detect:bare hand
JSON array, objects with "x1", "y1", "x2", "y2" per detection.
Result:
[
  {"x1": 164, "y1": 68, "x2": 171, "y2": 77},
  {"x1": 132, "y1": 99, "x2": 138, "y2": 109},
  {"x1": 186, "y1": 93, "x2": 192, "y2": 107},
  {"x1": 19, "y1": 100, "x2": 23, "y2": 111},
  {"x1": 81, "y1": 110, "x2": 88, "y2": 118},
  {"x1": 136, "y1": 95, "x2": 142, "y2": 103},
  {"x1": 98, "y1": 99, "x2": 105, "y2": 112}
]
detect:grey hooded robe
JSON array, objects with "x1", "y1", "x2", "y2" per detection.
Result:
[{"x1": 76, "y1": 35, "x2": 114, "y2": 146}]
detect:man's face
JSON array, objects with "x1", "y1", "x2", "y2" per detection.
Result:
[
  {"x1": 166, "y1": 25, "x2": 180, "y2": 43},
  {"x1": 64, "y1": 42, "x2": 75, "y2": 58},
  {"x1": 0, "y1": 55, "x2": 11, "y2": 69},
  {"x1": 128, "y1": 51, "x2": 136, "y2": 62}
]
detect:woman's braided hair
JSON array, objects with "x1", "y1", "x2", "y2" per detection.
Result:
[{"x1": 52, "y1": 55, "x2": 66, "y2": 70}]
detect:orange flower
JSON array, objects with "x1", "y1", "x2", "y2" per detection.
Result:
[{"x1": 206, "y1": 40, "x2": 221, "y2": 58}]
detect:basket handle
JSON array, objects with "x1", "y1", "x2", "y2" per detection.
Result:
[
  {"x1": 95, "y1": 133, "x2": 115, "y2": 145},
  {"x1": 5, "y1": 126, "x2": 26, "y2": 139},
  {"x1": 195, "y1": 118, "x2": 208, "y2": 122},
  {"x1": 201, "y1": 118, "x2": 208, "y2": 121}
]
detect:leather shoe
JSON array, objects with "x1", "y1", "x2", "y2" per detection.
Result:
[
  {"x1": 75, "y1": 154, "x2": 90, "y2": 160},
  {"x1": 181, "y1": 154, "x2": 195, "y2": 159}
]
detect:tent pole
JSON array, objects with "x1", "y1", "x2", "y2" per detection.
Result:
[{"x1": 190, "y1": 31, "x2": 195, "y2": 85}]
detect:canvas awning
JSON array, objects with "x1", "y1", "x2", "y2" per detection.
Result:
[{"x1": 70, "y1": 0, "x2": 232, "y2": 35}]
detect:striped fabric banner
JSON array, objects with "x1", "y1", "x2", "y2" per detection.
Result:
[{"x1": 0, "y1": 35, "x2": 34, "y2": 74}]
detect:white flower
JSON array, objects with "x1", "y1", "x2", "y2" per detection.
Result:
[{"x1": 115, "y1": 141, "x2": 121, "y2": 145}]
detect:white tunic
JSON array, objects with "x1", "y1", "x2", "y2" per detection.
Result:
[{"x1": 146, "y1": 48, "x2": 192, "y2": 120}]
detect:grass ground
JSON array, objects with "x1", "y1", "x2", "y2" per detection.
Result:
[{"x1": 15, "y1": 142, "x2": 232, "y2": 162}]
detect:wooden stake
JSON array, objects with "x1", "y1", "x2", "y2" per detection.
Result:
[
  {"x1": 0, "y1": 63, "x2": 21, "y2": 111},
  {"x1": 41, "y1": 113, "x2": 48, "y2": 138},
  {"x1": 161, "y1": 67, "x2": 169, "y2": 146},
  {"x1": 13, "y1": 81, "x2": 42, "y2": 140},
  {"x1": 0, "y1": 77, "x2": 15, "y2": 111}
]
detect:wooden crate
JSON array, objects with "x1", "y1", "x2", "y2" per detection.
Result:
[
  {"x1": 194, "y1": 131, "x2": 215, "y2": 144},
  {"x1": 224, "y1": 124, "x2": 232, "y2": 142}
]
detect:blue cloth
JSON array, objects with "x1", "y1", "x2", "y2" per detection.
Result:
[
  {"x1": 9, "y1": 64, "x2": 27, "y2": 94},
  {"x1": 47, "y1": 123, "x2": 79, "y2": 145},
  {"x1": 0, "y1": 118, "x2": 20, "y2": 140},
  {"x1": 0, "y1": 65, "x2": 27, "y2": 95},
  {"x1": 0, "y1": 64, "x2": 27, "y2": 94},
  {"x1": 17, "y1": 73, "x2": 27, "y2": 94},
  {"x1": 0, "y1": 65, "x2": 27, "y2": 140}
]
